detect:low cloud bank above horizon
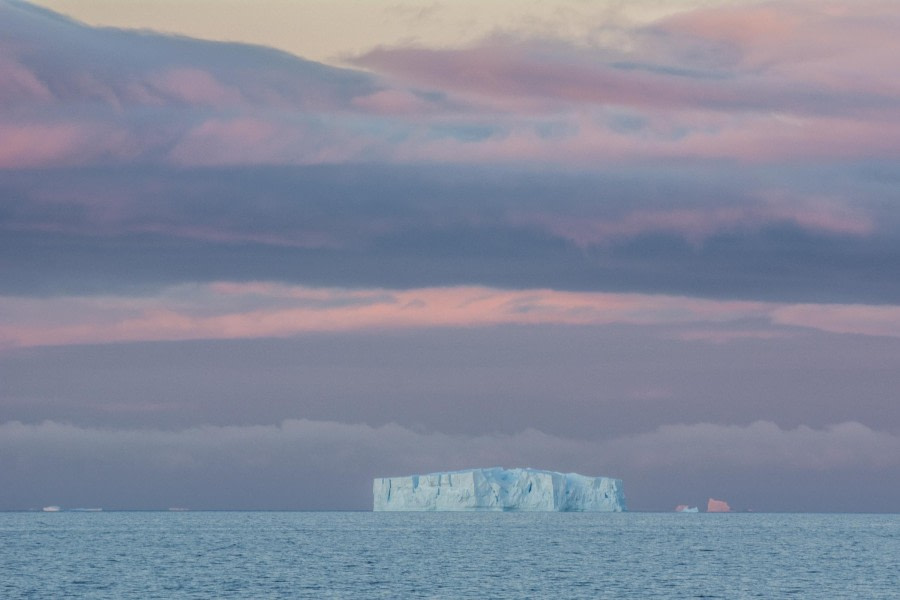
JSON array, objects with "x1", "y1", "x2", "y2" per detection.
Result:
[{"x1": 3, "y1": 418, "x2": 898, "y2": 511}]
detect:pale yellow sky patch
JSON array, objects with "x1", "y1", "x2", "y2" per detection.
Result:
[{"x1": 31, "y1": 0, "x2": 753, "y2": 65}]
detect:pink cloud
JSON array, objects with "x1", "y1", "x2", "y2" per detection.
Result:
[
  {"x1": 6, "y1": 0, "x2": 900, "y2": 169},
  {"x1": 0, "y1": 122, "x2": 85, "y2": 168},
  {"x1": 658, "y1": 1, "x2": 900, "y2": 82},
  {"x1": 657, "y1": 4, "x2": 800, "y2": 55},
  {"x1": 354, "y1": 1, "x2": 900, "y2": 118},
  {"x1": 355, "y1": 43, "x2": 745, "y2": 113},
  {"x1": 148, "y1": 68, "x2": 245, "y2": 107},
  {"x1": 341, "y1": 1, "x2": 900, "y2": 166},
  {"x1": 0, "y1": 121, "x2": 140, "y2": 168},
  {"x1": 7, "y1": 282, "x2": 898, "y2": 350},
  {"x1": 0, "y1": 56, "x2": 54, "y2": 104},
  {"x1": 11, "y1": 281, "x2": 900, "y2": 349},
  {"x1": 656, "y1": 1, "x2": 900, "y2": 110},
  {"x1": 167, "y1": 117, "x2": 282, "y2": 165},
  {"x1": 0, "y1": 283, "x2": 776, "y2": 348}
]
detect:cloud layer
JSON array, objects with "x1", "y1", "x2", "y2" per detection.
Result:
[
  {"x1": 3, "y1": 418, "x2": 898, "y2": 510},
  {"x1": 3, "y1": 163, "x2": 898, "y2": 303},
  {"x1": 3, "y1": 0, "x2": 900, "y2": 512},
  {"x1": 6, "y1": 281, "x2": 900, "y2": 349},
  {"x1": 5, "y1": 0, "x2": 900, "y2": 168},
  {"x1": 0, "y1": 0, "x2": 382, "y2": 167},
  {"x1": 2, "y1": 1, "x2": 900, "y2": 305}
]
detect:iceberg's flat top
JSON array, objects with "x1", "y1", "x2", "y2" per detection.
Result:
[{"x1": 373, "y1": 467, "x2": 626, "y2": 512}]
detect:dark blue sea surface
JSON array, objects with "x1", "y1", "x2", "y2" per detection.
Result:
[{"x1": 2, "y1": 511, "x2": 898, "y2": 598}]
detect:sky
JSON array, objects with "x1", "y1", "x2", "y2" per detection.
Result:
[{"x1": 2, "y1": 0, "x2": 900, "y2": 512}]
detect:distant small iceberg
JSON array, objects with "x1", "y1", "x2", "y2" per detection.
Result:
[
  {"x1": 42, "y1": 506, "x2": 61, "y2": 512},
  {"x1": 707, "y1": 498, "x2": 731, "y2": 513},
  {"x1": 675, "y1": 505, "x2": 699, "y2": 513}
]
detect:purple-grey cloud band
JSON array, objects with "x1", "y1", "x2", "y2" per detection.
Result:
[{"x1": 2, "y1": 164, "x2": 898, "y2": 302}]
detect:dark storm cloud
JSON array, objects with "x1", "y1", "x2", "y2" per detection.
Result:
[
  {"x1": 2, "y1": 164, "x2": 899, "y2": 302},
  {"x1": 6, "y1": 224, "x2": 899, "y2": 303}
]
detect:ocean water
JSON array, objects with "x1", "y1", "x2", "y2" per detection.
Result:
[{"x1": 2, "y1": 512, "x2": 898, "y2": 598}]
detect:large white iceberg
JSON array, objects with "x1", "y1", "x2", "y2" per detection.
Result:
[{"x1": 373, "y1": 467, "x2": 626, "y2": 512}]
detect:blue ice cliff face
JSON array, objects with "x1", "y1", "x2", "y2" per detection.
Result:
[{"x1": 373, "y1": 467, "x2": 626, "y2": 511}]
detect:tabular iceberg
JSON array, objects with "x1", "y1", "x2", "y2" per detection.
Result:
[{"x1": 373, "y1": 467, "x2": 626, "y2": 512}]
